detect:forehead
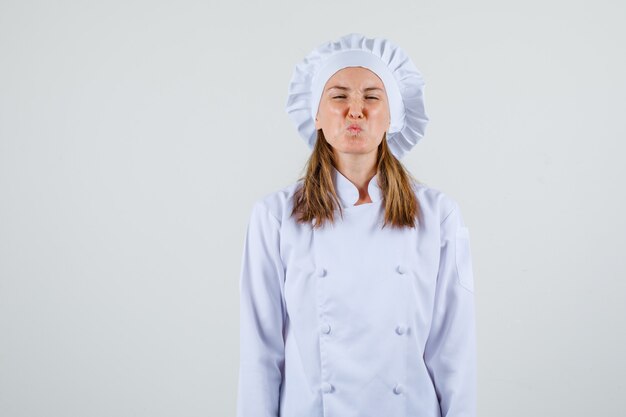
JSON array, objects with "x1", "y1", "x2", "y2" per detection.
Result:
[{"x1": 324, "y1": 66, "x2": 385, "y2": 88}]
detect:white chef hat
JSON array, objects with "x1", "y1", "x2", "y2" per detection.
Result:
[{"x1": 285, "y1": 33, "x2": 429, "y2": 160}]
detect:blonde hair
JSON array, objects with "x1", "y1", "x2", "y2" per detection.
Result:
[{"x1": 291, "y1": 130, "x2": 422, "y2": 230}]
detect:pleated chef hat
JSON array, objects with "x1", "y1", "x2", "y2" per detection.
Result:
[{"x1": 285, "y1": 33, "x2": 429, "y2": 160}]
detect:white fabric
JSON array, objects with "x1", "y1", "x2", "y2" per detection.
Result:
[
  {"x1": 285, "y1": 33, "x2": 430, "y2": 160},
  {"x1": 236, "y1": 167, "x2": 477, "y2": 417}
]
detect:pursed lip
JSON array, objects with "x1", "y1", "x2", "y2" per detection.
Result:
[{"x1": 347, "y1": 124, "x2": 362, "y2": 132}]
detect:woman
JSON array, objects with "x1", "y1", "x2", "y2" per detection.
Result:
[{"x1": 237, "y1": 33, "x2": 476, "y2": 417}]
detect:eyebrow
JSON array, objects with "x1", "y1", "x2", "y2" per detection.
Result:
[{"x1": 326, "y1": 86, "x2": 384, "y2": 92}]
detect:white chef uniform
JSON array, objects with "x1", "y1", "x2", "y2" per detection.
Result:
[{"x1": 236, "y1": 165, "x2": 476, "y2": 417}]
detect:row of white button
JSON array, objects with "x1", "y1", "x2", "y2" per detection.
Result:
[
  {"x1": 316, "y1": 264, "x2": 407, "y2": 277},
  {"x1": 393, "y1": 264, "x2": 407, "y2": 395},
  {"x1": 319, "y1": 322, "x2": 406, "y2": 336},
  {"x1": 320, "y1": 382, "x2": 405, "y2": 395}
]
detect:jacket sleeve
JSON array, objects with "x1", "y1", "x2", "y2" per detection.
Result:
[
  {"x1": 423, "y1": 202, "x2": 477, "y2": 417},
  {"x1": 236, "y1": 201, "x2": 286, "y2": 417}
]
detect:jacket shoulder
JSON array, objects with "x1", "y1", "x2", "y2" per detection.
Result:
[
  {"x1": 411, "y1": 180, "x2": 461, "y2": 224},
  {"x1": 250, "y1": 180, "x2": 303, "y2": 226}
]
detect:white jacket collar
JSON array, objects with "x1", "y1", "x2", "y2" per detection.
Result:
[{"x1": 331, "y1": 165, "x2": 382, "y2": 207}]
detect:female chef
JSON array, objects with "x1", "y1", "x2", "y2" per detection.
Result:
[{"x1": 236, "y1": 33, "x2": 476, "y2": 417}]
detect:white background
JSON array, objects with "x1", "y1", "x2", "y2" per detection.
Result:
[{"x1": 1, "y1": 0, "x2": 625, "y2": 416}]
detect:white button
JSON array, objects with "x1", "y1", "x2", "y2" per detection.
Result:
[
  {"x1": 396, "y1": 265, "x2": 406, "y2": 274},
  {"x1": 320, "y1": 323, "x2": 331, "y2": 334},
  {"x1": 317, "y1": 267, "x2": 327, "y2": 277},
  {"x1": 321, "y1": 382, "x2": 333, "y2": 393},
  {"x1": 393, "y1": 383, "x2": 404, "y2": 394},
  {"x1": 395, "y1": 324, "x2": 406, "y2": 335}
]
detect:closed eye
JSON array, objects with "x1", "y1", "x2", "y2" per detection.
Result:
[{"x1": 332, "y1": 96, "x2": 379, "y2": 100}]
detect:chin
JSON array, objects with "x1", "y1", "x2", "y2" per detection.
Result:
[{"x1": 334, "y1": 144, "x2": 377, "y2": 155}]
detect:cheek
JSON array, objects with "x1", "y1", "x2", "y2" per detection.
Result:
[
  {"x1": 327, "y1": 103, "x2": 345, "y2": 115},
  {"x1": 319, "y1": 103, "x2": 344, "y2": 120},
  {"x1": 370, "y1": 103, "x2": 387, "y2": 115},
  {"x1": 323, "y1": 110, "x2": 346, "y2": 130},
  {"x1": 370, "y1": 109, "x2": 390, "y2": 125}
]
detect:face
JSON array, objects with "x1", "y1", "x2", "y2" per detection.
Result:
[{"x1": 315, "y1": 67, "x2": 391, "y2": 159}]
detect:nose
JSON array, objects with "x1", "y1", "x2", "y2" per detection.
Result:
[{"x1": 347, "y1": 99, "x2": 364, "y2": 119}]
